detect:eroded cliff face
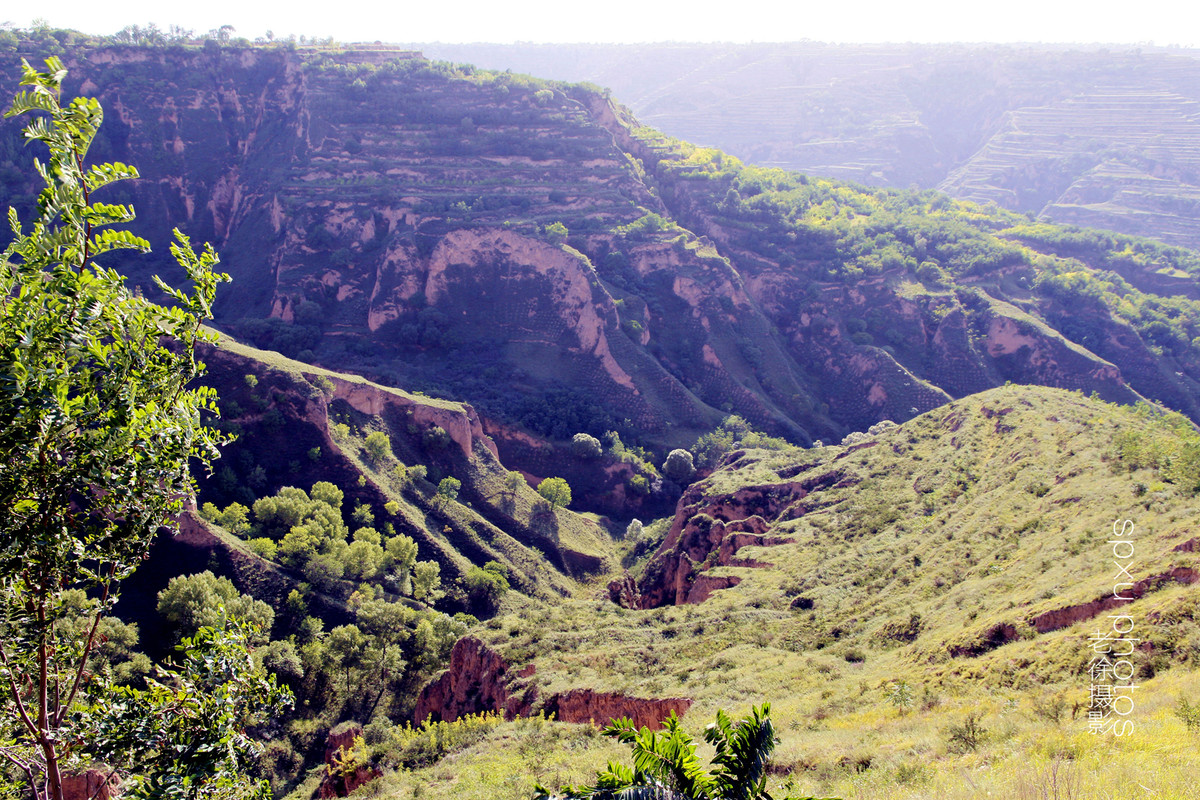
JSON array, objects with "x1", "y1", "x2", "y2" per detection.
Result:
[
  {"x1": 622, "y1": 465, "x2": 853, "y2": 609},
  {"x1": 415, "y1": 637, "x2": 691, "y2": 729},
  {"x1": 3, "y1": 44, "x2": 1193, "y2": 463}
]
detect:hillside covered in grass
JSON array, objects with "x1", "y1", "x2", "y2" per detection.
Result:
[{"x1": 399, "y1": 386, "x2": 1200, "y2": 799}]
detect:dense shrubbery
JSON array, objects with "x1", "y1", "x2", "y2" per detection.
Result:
[
  {"x1": 1110, "y1": 402, "x2": 1200, "y2": 493},
  {"x1": 693, "y1": 415, "x2": 791, "y2": 471}
]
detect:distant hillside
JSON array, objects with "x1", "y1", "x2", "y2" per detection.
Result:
[
  {"x1": 421, "y1": 42, "x2": 1200, "y2": 251},
  {"x1": 4, "y1": 43, "x2": 1200, "y2": 480}
]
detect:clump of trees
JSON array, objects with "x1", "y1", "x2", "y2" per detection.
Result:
[
  {"x1": 205, "y1": 481, "x2": 444, "y2": 599},
  {"x1": 693, "y1": 415, "x2": 790, "y2": 471}
]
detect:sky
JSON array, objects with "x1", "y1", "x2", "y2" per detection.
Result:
[{"x1": 5, "y1": 0, "x2": 1200, "y2": 46}]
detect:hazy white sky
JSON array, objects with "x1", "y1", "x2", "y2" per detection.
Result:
[{"x1": 5, "y1": 0, "x2": 1198, "y2": 46}]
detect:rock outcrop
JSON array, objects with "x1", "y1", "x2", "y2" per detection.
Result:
[
  {"x1": 544, "y1": 690, "x2": 692, "y2": 729},
  {"x1": 414, "y1": 637, "x2": 517, "y2": 724},
  {"x1": 62, "y1": 770, "x2": 120, "y2": 800},
  {"x1": 317, "y1": 723, "x2": 381, "y2": 799},
  {"x1": 415, "y1": 637, "x2": 692, "y2": 730},
  {"x1": 628, "y1": 469, "x2": 851, "y2": 608}
]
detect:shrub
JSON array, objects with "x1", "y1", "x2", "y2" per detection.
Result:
[
  {"x1": 437, "y1": 477, "x2": 462, "y2": 504},
  {"x1": 544, "y1": 221, "x2": 568, "y2": 244},
  {"x1": 662, "y1": 448, "x2": 696, "y2": 483},
  {"x1": 247, "y1": 537, "x2": 278, "y2": 561},
  {"x1": 1177, "y1": 697, "x2": 1200, "y2": 733},
  {"x1": 945, "y1": 712, "x2": 987, "y2": 752},
  {"x1": 570, "y1": 432, "x2": 602, "y2": 459},
  {"x1": 885, "y1": 680, "x2": 915, "y2": 714}
]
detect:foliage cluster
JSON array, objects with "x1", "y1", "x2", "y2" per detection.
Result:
[
  {"x1": 0, "y1": 57, "x2": 281, "y2": 800},
  {"x1": 367, "y1": 712, "x2": 504, "y2": 770},
  {"x1": 538, "y1": 704, "x2": 832, "y2": 800},
  {"x1": 693, "y1": 415, "x2": 790, "y2": 471}
]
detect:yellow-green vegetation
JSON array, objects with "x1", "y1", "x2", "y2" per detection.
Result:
[
  {"x1": 389, "y1": 385, "x2": 1200, "y2": 799},
  {"x1": 343, "y1": 715, "x2": 625, "y2": 800}
]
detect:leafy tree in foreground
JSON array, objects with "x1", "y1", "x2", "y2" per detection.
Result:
[
  {"x1": 80, "y1": 623, "x2": 292, "y2": 800},
  {"x1": 0, "y1": 58, "x2": 283, "y2": 800},
  {"x1": 534, "y1": 704, "x2": 836, "y2": 800}
]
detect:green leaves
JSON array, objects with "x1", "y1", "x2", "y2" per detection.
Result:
[
  {"x1": 89, "y1": 227, "x2": 151, "y2": 256},
  {"x1": 85, "y1": 161, "x2": 140, "y2": 193},
  {"x1": 0, "y1": 57, "x2": 237, "y2": 800},
  {"x1": 537, "y1": 705, "x2": 838, "y2": 800},
  {"x1": 78, "y1": 622, "x2": 293, "y2": 800}
]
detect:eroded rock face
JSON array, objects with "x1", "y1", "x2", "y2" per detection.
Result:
[
  {"x1": 943, "y1": 567, "x2": 1200, "y2": 659},
  {"x1": 545, "y1": 690, "x2": 692, "y2": 729},
  {"x1": 414, "y1": 637, "x2": 514, "y2": 724},
  {"x1": 62, "y1": 770, "x2": 120, "y2": 800},
  {"x1": 414, "y1": 637, "x2": 691, "y2": 730},
  {"x1": 628, "y1": 470, "x2": 852, "y2": 608},
  {"x1": 329, "y1": 374, "x2": 496, "y2": 462},
  {"x1": 317, "y1": 723, "x2": 381, "y2": 800},
  {"x1": 1029, "y1": 567, "x2": 1199, "y2": 635}
]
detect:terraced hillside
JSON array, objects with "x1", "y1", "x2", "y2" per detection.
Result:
[
  {"x1": 425, "y1": 42, "x2": 1200, "y2": 250},
  {"x1": 6, "y1": 44, "x2": 1200, "y2": 489}
]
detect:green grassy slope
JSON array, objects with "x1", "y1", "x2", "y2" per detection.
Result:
[{"x1": 389, "y1": 385, "x2": 1200, "y2": 799}]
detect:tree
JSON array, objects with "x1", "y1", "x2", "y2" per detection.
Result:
[
  {"x1": 537, "y1": 477, "x2": 572, "y2": 510},
  {"x1": 363, "y1": 430, "x2": 391, "y2": 464},
  {"x1": 462, "y1": 564, "x2": 509, "y2": 615},
  {"x1": 571, "y1": 432, "x2": 602, "y2": 459},
  {"x1": 663, "y1": 448, "x2": 696, "y2": 484},
  {"x1": 436, "y1": 477, "x2": 462, "y2": 505},
  {"x1": 0, "y1": 59, "x2": 245, "y2": 800},
  {"x1": 410, "y1": 560, "x2": 441, "y2": 603},
  {"x1": 536, "y1": 704, "x2": 824, "y2": 800},
  {"x1": 156, "y1": 571, "x2": 275, "y2": 645},
  {"x1": 504, "y1": 470, "x2": 525, "y2": 495}
]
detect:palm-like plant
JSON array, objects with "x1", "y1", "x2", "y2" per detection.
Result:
[{"x1": 533, "y1": 704, "x2": 837, "y2": 800}]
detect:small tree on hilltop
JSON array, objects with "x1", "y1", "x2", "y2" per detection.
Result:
[{"x1": 537, "y1": 477, "x2": 572, "y2": 510}]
